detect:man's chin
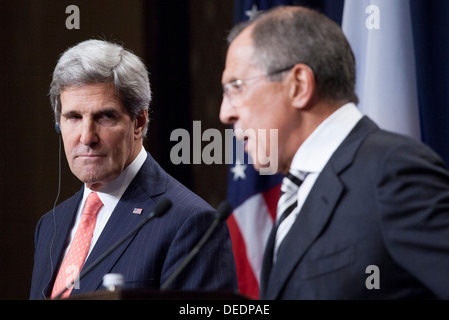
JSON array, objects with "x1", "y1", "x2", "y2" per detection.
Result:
[
  {"x1": 75, "y1": 172, "x2": 109, "y2": 191},
  {"x1": 251, "y1": 160, "x2": 279, "y2": 176}
]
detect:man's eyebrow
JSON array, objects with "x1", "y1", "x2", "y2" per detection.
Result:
[
  {"x1": 95, "y1": 108, "x2": 119, "y2": 115},
  {"x1": 222, "y1": 76, "x2": 239, "y2": 85},
  {"x1": 61, "y1": 108, "x2": 120, "y2": 118},
  {"x1": 61, "y1": 110, "x2": 80, "y2": 118}
]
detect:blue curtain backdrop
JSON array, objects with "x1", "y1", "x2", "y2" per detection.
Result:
[
  {"x1": 233, "y1": 0, "x2": 344, "y2": 24},
  {"x1": 410, "y1": 0, "x2": 449, "y2": 165},
  {"x1": 232, "y1": 0, "x2": 449, "y2": 165}
]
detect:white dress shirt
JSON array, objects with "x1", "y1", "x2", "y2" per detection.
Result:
[
  {"x1": 62, "y1": 146, "x2": 148, "y2": 261},
  {"x1": 274, "y1": 103, "x2": 363, "y2": 260}
]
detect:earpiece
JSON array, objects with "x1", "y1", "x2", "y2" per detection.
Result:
[
  {"x1": 55, "y1": 122, "x2": 61, "y2": 135},
  {"x1": 44, "y1": 128, "x2": 62, "y2": 298}
]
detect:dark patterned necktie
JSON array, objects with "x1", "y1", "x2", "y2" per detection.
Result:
[{"x1": 276, "y1": 171, "x2": 305, "y2": 228}]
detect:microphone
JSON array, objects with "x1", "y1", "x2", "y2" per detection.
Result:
[
  {"x1": 53, "y1": 198, "x2": 172, "y2": 299},
  {"x1": 160, "y1": 200, "x2": 233, "y2": 291}
]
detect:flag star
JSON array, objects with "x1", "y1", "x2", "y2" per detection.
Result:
[
  {"x1": 231, "y1": 160, "x2": 247, "y2": 181},
  {"x1": 245, "y1": 4, "x2": 260, "y2": 20}
]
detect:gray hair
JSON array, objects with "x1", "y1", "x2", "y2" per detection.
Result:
[
  {"x1": 227, "y1": 6, "x2": 358, "y2": 105},
  {"x1": 50, "y1": 39, "x2": 151, "y2": 136}
]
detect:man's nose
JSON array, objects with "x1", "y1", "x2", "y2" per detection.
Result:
[
  {"x1": 80, "y1": 119, "x2": 99, "y2": 146},
  {"x1": 219, "y1": 96, "x2": 239, "y2": 125}
]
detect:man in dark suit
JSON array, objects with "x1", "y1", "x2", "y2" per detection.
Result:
[
  {"x1": 219, "y1": 6, "x2": 449, "y2": 299},
  {"x1": 30, "y1": 39, "x2": 237, "y2": 299}
]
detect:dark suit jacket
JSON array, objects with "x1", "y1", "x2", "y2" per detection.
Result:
[
  {"x1": 30, "y1": 152, "x2": 237, "y2": 299},
  {"x1": 261, "y1": 117, "x2": 449, "y2": 299}
]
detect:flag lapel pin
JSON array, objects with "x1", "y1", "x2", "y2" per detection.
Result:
[{"x1": 132, "y1": 208, "x2": 143, "y2": 215}]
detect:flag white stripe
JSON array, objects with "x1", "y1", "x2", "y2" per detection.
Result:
[{"x1": 234, "y1": 194, "x2": 273, "y2": 284}]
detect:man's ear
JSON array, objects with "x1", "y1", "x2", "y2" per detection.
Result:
[
  {"x1": 288, "y1": 63, "x2": 316, "y2": 110},
  {"x1": 134, "y1": 109, "x2": 148, "y2": 138}
]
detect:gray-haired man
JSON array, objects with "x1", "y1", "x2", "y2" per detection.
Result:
[
  {"x1": 30, "y1": 39, "x2": 237, "y2": 299},
  {"x1": 220, "y1": 6, "x2": 449, "y2": 300}
]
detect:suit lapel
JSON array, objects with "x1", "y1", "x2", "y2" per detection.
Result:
[
  {"x1": 265, "y1": 170, "x2": 344, "y2": 299},
  {"x1": 42, "y1": 190, "x2": 83, "y2": 297},
  {"x1": 260, "y1": 222, "x2": 276, "y2": 294},
  {"x1": 262, "y1": 117, "x2": 379, "y2": 299},
  {"x1": 74, "y1": 153, "x2": 167, "y2": 294}
]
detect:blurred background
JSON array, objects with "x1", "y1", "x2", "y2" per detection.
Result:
[{"x1": 0, "y1": 0, "x2": 233, "y2": 299}]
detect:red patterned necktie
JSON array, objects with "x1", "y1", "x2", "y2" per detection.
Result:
[{"x1": 51, "y1": 192, "x2": 103, "y2": 299}]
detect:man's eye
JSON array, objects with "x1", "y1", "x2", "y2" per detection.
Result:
[
  {"x1": 67, "y1": 114, "x2": 82, "y2": 120},
  {"x1": 98, "y1": 112, "x2": 118, "y2": 126},
  {"x1": 230, "y1": 80, "x2": 243, "y2": 92},
  {"x1": 98, "y1": 111, "x2": 117, "y2": 121}
]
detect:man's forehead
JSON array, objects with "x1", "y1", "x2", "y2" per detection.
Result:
[
  {"x1": 222, "y1": 30, "x2": 260, "y2": 82},
  {"x1": 60, "y1": 83, "x2": 123, "y2": 110}
]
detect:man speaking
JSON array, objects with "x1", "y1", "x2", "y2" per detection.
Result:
[{"x1": 220, "y1": 6, "x2": 449, "y2": 299}]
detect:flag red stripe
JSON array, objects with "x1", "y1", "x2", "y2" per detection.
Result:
[
  {"x1": 262, "y1": 184, "x2": 281, "y2": 221},
  {"x1": 227, "y1": 214, "x2": 259, "y2": 299}
]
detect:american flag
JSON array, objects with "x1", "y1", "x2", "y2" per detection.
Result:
[
  {"x1": 226, "y1": 160, "x2": 282, "y2": 299},
  {"x1": 225, "y1": 0, "x2": 298, "y2": 300},
  {"x1": 132, "y1": 208, "x2": 143, "y2": 215}
]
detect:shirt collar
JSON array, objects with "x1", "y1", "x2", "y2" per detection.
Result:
[{"x1": 290, "y1": 103, "x2": 362, "y2": 174}]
